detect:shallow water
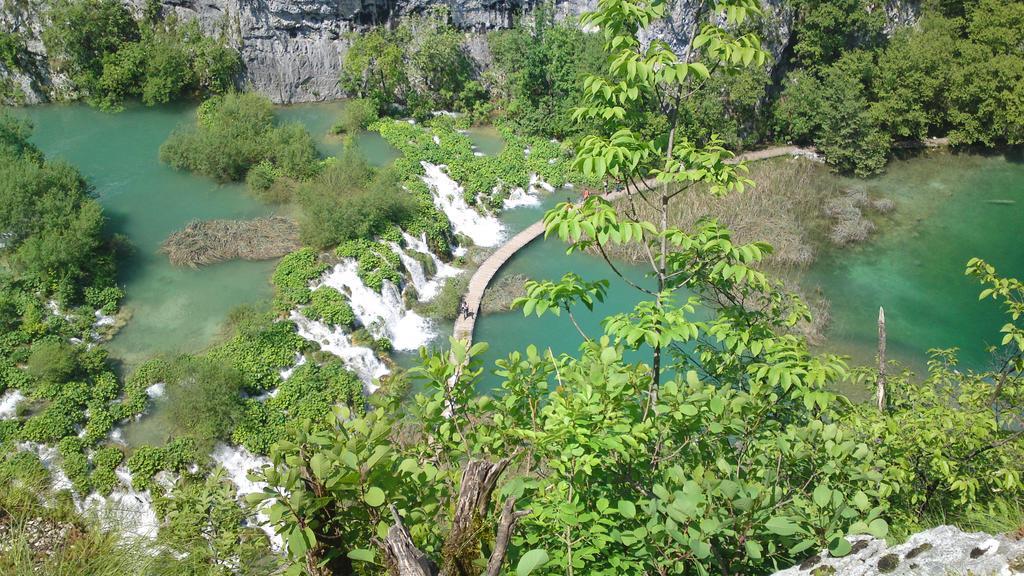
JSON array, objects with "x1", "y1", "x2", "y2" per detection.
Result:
[
  {"x1": 803, "y1": 151, "x2": 1024, "y2": 372},
  {"x1": 474, "y1": 150, "x2": 1024, "y2": 388},
  {"x1": 14, "y1": 103, "x2": 278, "y2": 366}
]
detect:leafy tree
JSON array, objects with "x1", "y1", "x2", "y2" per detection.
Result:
[
  {"x1": 789, "y1": 0, "x2": 885, "y2": 68},
  {"x1": 42, "y1": 0, "x2": 139, "y2": 93},
  {"x1": 774, "y1": 52, "x2": 890, "y2": 176},
  {"x1": 488, "y1": 12, "x2": 607, "y2": 139},
  {"x1": 871, "y1": 15, "x2": 958, "y2": 140},
  {"x1": 340, "y1": 8, "x2": 481, "y2": 117}
]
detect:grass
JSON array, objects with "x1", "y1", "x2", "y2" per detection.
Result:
[
  {"x1": 481, "y1": 273, "x2": 529, "y2": 314},
  {"x1": 886, "y1": 497, "x2": 1024, "y2": 546},
  {"x1": 605, "y1": 157, "x2": 893, "y2": 343}
]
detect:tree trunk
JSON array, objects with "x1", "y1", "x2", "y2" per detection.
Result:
[
  {"x1": 382, "y1": 458, "x2": 528, "y2": 576},
  {"x1": 877, "y1": 306, "x2": 886, "y2": 412}
]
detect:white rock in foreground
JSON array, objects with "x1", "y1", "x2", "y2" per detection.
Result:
[{"x1": 772, "y1": 525, "x2": 1024, "y2": 575}]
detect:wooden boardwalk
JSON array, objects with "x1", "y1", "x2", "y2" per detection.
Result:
[{"x1": 450, "y1": 145, "x2": 816, "y2": 345}]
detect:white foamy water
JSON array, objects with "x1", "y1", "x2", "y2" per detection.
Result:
[
  {"x1": 0, "y1": 389, "x2": 25, "y2": 419},
  {"x1": 421, "y1": 162, "x2": 505, "y2": 247},
  {"x1": 389, "y1": 233, "x2": 462, "y2": 302},
  {"x1": 289, "y1": 311, "x2": 388, "y2": 390},
  {"x1": 81, "y1": 467, "x2": 161, "y2": 539},
  {"x1": 316, "y1": 260, "x2": 434, "y2": 351},
  {"x1": 15, "y1": 443, "x2": 160, "y2": 540},
  {"x1": 211, "y1": 443, "x2": 281, "y2": 547}
]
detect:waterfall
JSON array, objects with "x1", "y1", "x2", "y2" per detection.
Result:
[
  {"x1": 289, "y1": 311, "x2": 388, "y2": 391},
  {"x1": 389, "y1": 233, "x2": 462, "y2": 302},
  {"x1": 210, "y1": 443, "x2": 281, "y2": 548},
  {"x1": 315, "y1": 260, "x2": 435, "y2": 351},
  {"x1": 0, "y1": 390, "x2": 24, "y2": 419},
  {"x1": 15, "y1": 442, "x2": 161, "y2": 540},
  {"x1": 421, "y1": 162, "x2": 505, "y2": 247}
]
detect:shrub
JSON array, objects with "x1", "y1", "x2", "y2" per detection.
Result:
[
  {"x1": 331, "y1": 98, "x2": 379, "y2": 135},
  {"x1": 163, "y1": 357, "x2": 245, "y2": 453},
  {"x1": 335, "y1": 239, "x2": 404, "y2": 292},
  {"x1": 306, "y1": 286, "x2": 356, "y2": 328},
  {"x1": 159, "y1": 93, "x2": 319, "y2": 184},
  {"x1": 90, "y1": 446, "x2": 124, "y2": 495},
  {"x1": 271, "y1": 248, "x2": 327, "y2": 309},
  {"x1": 297, "y1": 153, "x2": 414, "y2": 250},
  {"x1": 26, "y1": 339, "x2": 78, "y2": 384}
]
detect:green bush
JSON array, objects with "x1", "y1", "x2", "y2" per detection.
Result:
[
  {"x1": 90, "y1": 446, "x2": 124, "y2": 495},
  {"x1": 296, "y1": 148, "x2": 415, "y2": 249},
  {"x1": 159, "y1": 93, "x2": 319, "y2": 184},
  {"x1": 26, "y1": 339, "x2": 78, "y2": 384},
  {"x1": 271, "y1": 248, "x2": 327, "y2": 309},
  {"x1": 232, "y1": 360, "x2": 363, "y2": 454},
  {"x1": 335, "y1": 239, "x2": 403, "y2": 292},
  {"x1": 206, "y1": 315, "x2": 304, "y2": 392},
  {"x1": 330, "y1": 98, "x2": 379, "y2": 135},
  {"x1": 163, "y1": 356, "x2": 245, "y2": 453},
  {"x1": 306, "y1": 286, "x2": 356, "y2": 328}
]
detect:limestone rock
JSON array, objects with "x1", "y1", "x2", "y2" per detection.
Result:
[{"x1": 772, "y1": 525, "x2": 1024, "y2": 576}]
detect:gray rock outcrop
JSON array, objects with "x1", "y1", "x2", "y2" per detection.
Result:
[
  {"x1": 0, "y1": 0, "x2": 918, "y2": 104},
  {"x1": 772, "y1": 525, "x2": 1024, "y2": 576}
]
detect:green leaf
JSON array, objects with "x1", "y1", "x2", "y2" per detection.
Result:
[
  {"x1": 348, "y1": 548, "x2": 376, "y2": 562},
  {"x1": 867, "y1": 518, "x2": 889, "y2": 538},
  {"x1": 363, "y1": 486, "x2": 386, "y2": 507},
  {"x1": 765, "y1": 516, "x2": 800, "y2": 536},
  {"x1": 617, "y1": 500, "x2": 636, "y2": 519},
  {"x1": 828, "y1": 536, "x2": 852, "y2": 557},
  {"x1": 813, "y1": 484, "x2": 831, "y2": 508},
  {"x1": 516, "y1": 549, "x2": 550, "y2": 576},
  {"x1": 745, "y1": 539, "x2": 763, "y2": 560}
]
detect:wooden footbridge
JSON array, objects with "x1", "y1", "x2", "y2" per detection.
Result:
[{"x1": 450, "y1": 145, "x2": 816, "y2": 345}]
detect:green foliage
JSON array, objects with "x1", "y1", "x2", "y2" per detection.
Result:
[
  {"x1": 774, "y1": 52, "x2": 891, "y2": 176},
  {"x1": 340, "y1": 8, "x2": 480, "y2": 116},
  {"x1": 163, "y1": 356, "x2": 246, "y2": 454},
  {"x1": 374, "y1": 119, "x2": 588, "y2": 212},
  {"x1": 488, "y1": 14, "x2": 607, "y2": 139},
  {"x1": 43, "y1": 0, "x2": 237, "y2": 107},
  {"x1": 153, "y1": 468, "x2": 276, "y2": 574},
  {"x1": 773, "y1": 0, "x2": 1024, "y2": 171},
  {"x1": 789, "y1": 0, "x2": 886, "y2": 68},
  {"x1": 335, "y1": 239, "x2": 403, "y2": 292},
  {"x1": 305, "y1": 286, "x2": 355, "y2": 328},
  {"x1": 42, "y1": 0, "x2": 139, "y2": 94},
  {"x1": 126, "y1": 437, "x2": 197, "y2": 491},
  {"x1": 0, "y1": 114, "x2": 114, "y2": 300},
  {"x1": 160, "y1": 92, "x2": 320, "y2": 184},
  {"x1": 58, "y1": 436, "x2": 92, "y2": 494},
  {"x1": 297, "y1": 150, "x2": 415, "y2": 249},
  {"x1": 232, "y1": 359, "x2": 364, "y2": 454},
  {"x1": 26, "y1": 339, "x2": 78, "y2": 384},
  {"x1": 206, "y1": 311, "x2": 305, "y2": 392},
  {"x1": 271, "y1": 248, "x2": 328, "y2": 309},
  {"x1": 96, "y1": 17, "x2": 240, "y2": 109},
  {"x1": 330, "y1": 98, "x2": 380, "y2": 135},
  {"x1": 90, "y1": 446, "x2": 124, "y2": 495}
]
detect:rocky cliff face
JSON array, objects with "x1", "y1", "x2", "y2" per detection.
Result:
[{"x1": 1, "y1": 0, "x2": 916, "y2": 104}]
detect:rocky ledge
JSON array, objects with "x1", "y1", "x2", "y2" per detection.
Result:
[{"x1": 773, "y1": 526, "x2": 1024, "y2": 576}]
